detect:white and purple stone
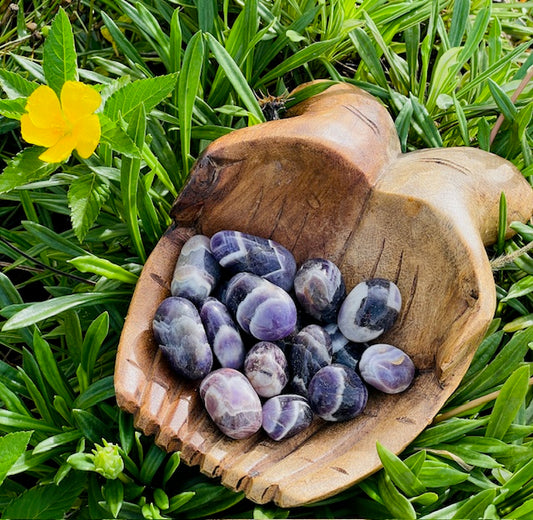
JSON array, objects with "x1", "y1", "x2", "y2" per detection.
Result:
[
  {"x1": 337, "y1": 278, "x2": 401, "y2": 342},
  {"x1": 325, "y1": 323, "x2": 368, "y2": 371},
  {"x1": 200, "y1": 368, "x2": 262, "y2": 439},
  {"x1": 359, "y1": 344, "x2": 415, "y2": 394},
  {"x1": 171, "y1": 235, "x2": 221, "y2": 307},
  {"x1": 152, "y1": 296, "x2": 213, "y2": 380},
  {"x1": 200, "y1": 297, "x2": 246, "y2": 370},
  {"x1": 262, "y1": 394, "x2": 314, "y2": 441},
  {"x1": 210, "y1": 230, "x2": 297, "y2": 291},
  {"x1": 225, "y1": 272, "x2": 297, "y2": 341},
  {"x1": 290, "y1": 324, "x2": 332, "y2": 396},
  {"x1": 244, "y1": 342, "x2": 289, "y2": 398},
  {"x1": 294, "y1": 258, "x2": 346, "y2": 323},
  {"x1": 307, "y1": 364, "x2": 368, "y2": 422}
]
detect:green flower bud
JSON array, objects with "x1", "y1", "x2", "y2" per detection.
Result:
[{"x1": 92, "y1": 441, "x2": 124, "y2": 480}]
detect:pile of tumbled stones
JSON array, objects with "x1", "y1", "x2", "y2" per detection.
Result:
[{"x1": 152, "y1": 230, "x2": 415, "y2": 441}]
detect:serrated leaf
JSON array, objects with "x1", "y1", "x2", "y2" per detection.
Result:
[
  {"x1": 0, "y1": 97, "x2": 26, "y2": 120},
  {"x1": 0, "y1": 147, "x2": 60, "y2": 195},
  {"x1": 42, "y1": 8, "x2": 78, "y2": 95},
  {"x1": 67, "y1": 173, "x2": 111, "y2": 242},
  {"x1": 3, "y1": 470, "x2": 85, "y2": 519},
  {"x1": 98, "y1": 114, "x2": 141, "y2": 158},
  {"x1": 0, "y1": 69, "x2": 39, "y2": 98},
  {"x1": 0, "y1": 431, "x2": 33, "y2": 486},
  {"x1": 104, "y1": 73, "x2": 178, "y2": 125}
]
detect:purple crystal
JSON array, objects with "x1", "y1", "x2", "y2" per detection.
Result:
[
  {"x1": 338, "y1": 278, "x2": 401, "y2": 342},
  {"x1": 294, "y1": 258, "x2": 346, "y2": 323},
  {"x1": 308, "y1": 364, "x2": 368, "y2": 422},
  {"x1": 359, "y1": 344, "x2": 415, "y2": 393},
  {"x1": 244, "y1": 342, "x2": 289, "y2": 398},
  {"x1": 171, "y1": 235, "x2": 221, "y2": 306},
  {"x1": 200, "y1": 368, "x2": 262, "y2": 439},
  {"x1": 210, "y1": 230, "x2": 297, "y2": 291},
  {"x1": 262, "y1": 394, "x2": 314, "y2": 441},
  {"x1": 152, "y1": 297, "x2": 212, "y2": 380},
  {"x1": 225, "y1": 272, "x2": 297, "y2": 341},
  {"x1": 200, "y1": 297, "x2": 246, "y2": 369},
  {"x1": 325, "y1": 323, "x2": 368, "y2": 371},
  {"x1": 290, "y1": 324, "x2": 332, "y2": 396}
]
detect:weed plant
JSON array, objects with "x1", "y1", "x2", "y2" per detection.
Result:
[{"x1": 0, "y1": 0, "x2": 532, "y2": 518}]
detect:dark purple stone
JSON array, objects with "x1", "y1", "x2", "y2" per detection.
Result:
[
  {"x1": 290, "y1": 324, "x2": 332, "y2": 396},
  {"x1": 359, "y1": 344, "x2": 415, "y2": 393},
  {"x1": 244, "y1": 342, "x2": 289, "y2": 398},
  {"x1": 294, "y1": 258, "x2": 346, "y2": 323},
  {"x1": 325, "y1": 323, "x2": 368, "y2": 371},
  {"x1": 152, "y1": 296, "x2": 212, "y2": 380},
  {"x1": 308, "y1": 364, "x2": 368, "y2": 422},
  {"x1": 199, "y1": 368, "x2": 262, "y2": 439},
  {"x1": 338, "y1": 278, "x2": 401, "y2": 342},
  {"x1": 262, "y1": 394, "x2": 314, "y2": 441},
  {"x1": 225, "y1": 272, "x2": 297, "y2": 341},
  {"x1": 210, "y1": 230, "x2": 297, "y2": 291},
  {"x1": 171, "y1": 235, "x2": 221, "y2": 306},
  {"x1": 200, "y1": 297, "x2": 245, "y2": 369}
]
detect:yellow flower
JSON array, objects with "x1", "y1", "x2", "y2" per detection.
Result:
[{"x1": 21, "y1": 81, "x2": 102, "y2": 163}]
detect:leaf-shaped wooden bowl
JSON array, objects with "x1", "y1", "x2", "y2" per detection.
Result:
[{"x1": 115, "y1": 82, "x2": 533, "y2": 507}]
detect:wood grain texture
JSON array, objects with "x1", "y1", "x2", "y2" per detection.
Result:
[{"x1": 115, "y1": 82, "x2": 533, "y2": 507}]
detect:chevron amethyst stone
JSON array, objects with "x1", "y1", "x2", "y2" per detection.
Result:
[
  {"x1": 262, "y1": 394, "x2": 313, "y2": 441},
  {"x1": 308, "y1": 364, "x2": 368, "y2": 422},
  {"x1": 171, "y1": 235, "x2": 221, "y2": 307},
  {"x1": 325, "y1": 323, "x2": 368, "y2": 371},
  {"x1": 359, "y1": 344, "x2": 415, "y2": 394},
  {"x1": 294, "y1": 258, "x2": 346, "y2": 323},
  {"x1": 290, "y1": 324, "x2": 332, "y2": 396},
  {"x1": 225, "y1": 272, "x2": 297, "y2": 341},
  {"x1": 200, "y1": 368, "x2": 262, "y2": 439},
  {"x1": 338, "y1": 278, "x2": 402, "y2": 342},
  {"x1": 200, "y1": 297, "x2": 245, "y2": 370},
  {"x1": 210, "y1": 230, "x2": 297, "y2": 291},
  {"x1": 244, "y1": 342, "x2": 289, "y2": 398},
  {"x1": 152, "y1": 296, "x2": 213, "y2": 380}
]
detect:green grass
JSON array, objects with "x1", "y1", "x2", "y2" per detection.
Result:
[{"x1": 0, "y1": 0, "x2": 532, "y2": 518}]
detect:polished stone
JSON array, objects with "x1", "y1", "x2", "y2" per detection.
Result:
[{"x1": 262, "y1": 394, "x2": 314, "y2": 441}]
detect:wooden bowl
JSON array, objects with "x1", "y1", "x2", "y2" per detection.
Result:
[{"x1": 115, "y1": 82, "x2": 533, "y2": 507}]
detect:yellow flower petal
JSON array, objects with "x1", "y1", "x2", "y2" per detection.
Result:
[
  {"x1": 73, "y1": 114, "x2": 101, "y2": 159},
  {"x1": 20, "y1": 113, "x2": 63, "y2": 148},
  {"x1": 38, "y1": 132, "x2": 77, "y2": 163},
  {"x1": 25, "y1": 85, "x2": 66, "y2": 130},
  {"x1": 61, "y1": 81, "x2": 102, "y2": 124}
]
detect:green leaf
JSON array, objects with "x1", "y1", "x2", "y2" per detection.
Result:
[
  {"x1": 496, "y1": 458, "x2": 533, "y2": 504},
  {"x1": 98, "y1": 114, "x2": 141, "y2": 158},
  {"x1": 488, "y1": 78, "x2": 517, "y2": 123},
  {"x1": 0, "y1": 97, "x2": 27, "y2": 120},
  {"x1": 376, "y1": 442, "x2": 426, "y2": 496},
  {"x1": 0, "y1": 69, "x2": 39, "y2": 98},
  {"x1": 0, "y1": 431, "x2": 32, "y2": 486},
  {"x1": 377, "y1": 472, "x2": 416, "y2": 520},
  {"x1": 71, "y1": 409, "x2": 112, "y2": 444},
  {"x1": 139, "y1": 444, "x2": 166, "y2": 484},
  {"x1": 451, "y1": 489, "x2": 498, "y2": 520},
  {"x1": 68, "y1": 256, "x2": 138, "y2": 284},
  {"x1": 414, "y1": 418, "x2": 487, "y2": 447},
  {"x1": 349, "y1": 28, "x2": 388, "y2": 89},
  {"x1": 418, "y1": 460, "x2": 470, "y2": 488},
  {"x1": 3, "y1": 470, "x2": 85, "y2": 519},
  {"x1": 102, "y1": 478, "x2": 124, "y2": 518},
  {"x1": 74, "y1": 376, "x2": 115, "y2": 409},
  {"x1": 448, "y1": 0, "x2": 470, "y2": 47},
  {"x1": 33, "y1": 430, "x2": 83, "y2": 455},
  {"x1": 178, "y1": 31, "x2": 205, "y2": 173},
  {"x1": 502, "y1": 275, "x2": 533, "y2": 301},
  {"x1": 42, "y1": 8, "x2": 78, "y2": 95},
  {"x1": 67, "y1": 173, "x2": 111, "y2": 242},
  {"x1": 486, "y1": 365, "x2": 531, "y2": 440},
  {"x1": 104, "y1": 73, "x2": 178, "y2": 125},
  {"x1": 167, "y1": 491, "x2": 195, "y2": 513},
  {"x1": 0, "y1": 147, "x2": 60, "y2": 195}
]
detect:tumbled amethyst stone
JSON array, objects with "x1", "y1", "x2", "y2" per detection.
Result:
[
  {"x1": 200, "y1": 368, "x2": 262, "y2": 439},
  {"x1": 200, "y1": 297, "x2": 245, "y2": 370},
  {"x1": 290, "y1": 324, "x2": 332, "y2": 396},
  {"x1": 308, "y1": 364, "x2": 368, "y2": 422},
  {"x1": 210, "y1": 230, "x2": 297, "y2": 291},
  {"x1": 359, "y1": 344, "x2": 415, "y2": 394},
  {"x1": 171, "y1": 235, "x2": 221, "y2": 307},
  {"x1": 325, "y1": 323, "x2": 368, "y2": 371},
  {"x1": 294, "y1": 258, "x2": 346, "y2": 323},
  {"x1": 152, "y1": 296, "x2": 212, "y2": 380},
  {"x1": 225, "y1": 272, "x2": 297, "y2": 341},
  {"x1": 338, "y1": 278, "x2": 401, "y2": 342},
  {"x1": 244, "y1": 342, "x2": 289, "y2": 398},
  {"x1": 262, "y1": 394, "x2": 313, "y2": 441}
]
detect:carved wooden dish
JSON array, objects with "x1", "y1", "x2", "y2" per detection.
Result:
[{"x1": 115, "y1": 82, "x2": 533, "y2": 507}]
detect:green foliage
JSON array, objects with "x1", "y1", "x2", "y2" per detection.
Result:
[{"x1": 0, "y1": 0, "x2": 532, "y2": 518}]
